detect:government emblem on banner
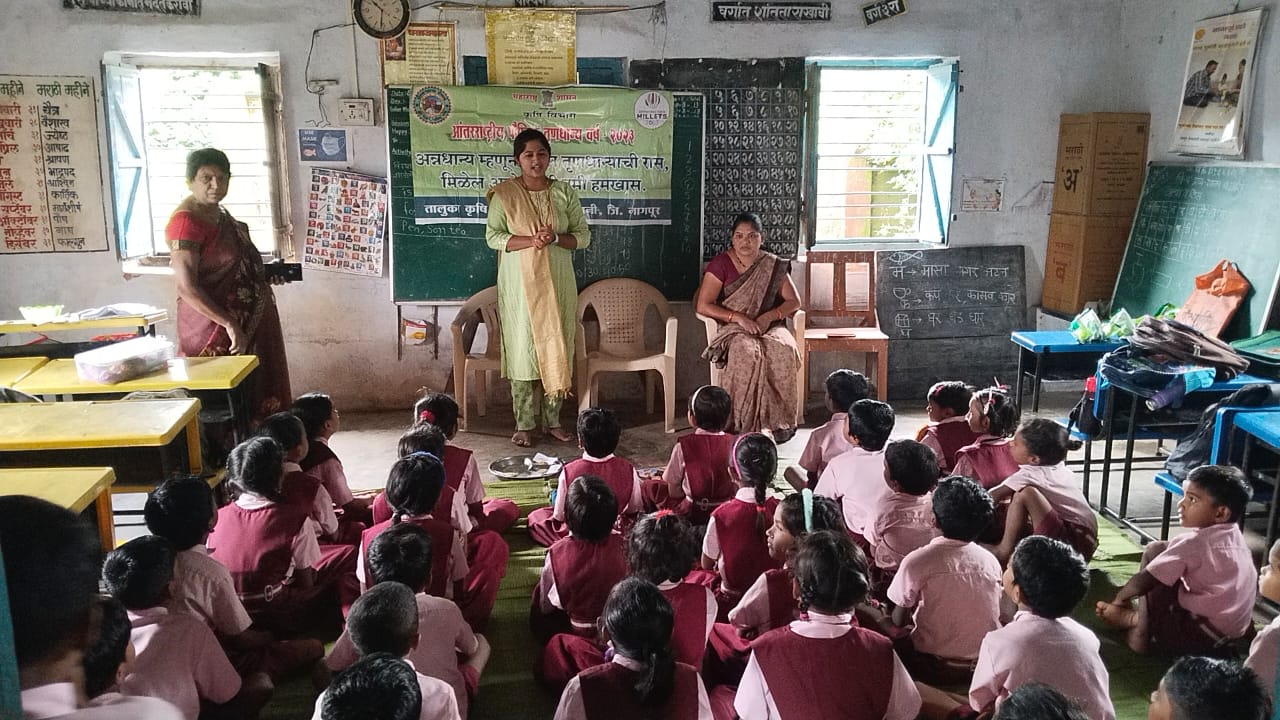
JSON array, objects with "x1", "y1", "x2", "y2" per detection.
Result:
[{"x1": 413, "y1": 86, "x2": 452, "y2": 125}]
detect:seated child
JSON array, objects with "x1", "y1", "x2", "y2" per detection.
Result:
[
  {"x1": 531, "y1": 476, "x2": 629, "y2": 644},
  {"x1": 144, "y1": 477, "x2": 323, "y2": 678},
  {"x1": 257, "y1": 412, "x2": 342, "y2": 542},
  {"x1": 887, "y1": 476, "x2": 1001, "y2": 684},
  {"x1": 990, "y1": 418, "x2": 1096, "y2": 565},
  {"x1": 311, "y1": 583, "x2": 461, "y2": 720},
  {"x1": 642, "y1": 385, "x2": 737, "y2": 524},
  {"x1": 701, "y1": 433, "x2": 783, "y2": 618},
  {"x1": 553, "y1": 577, "x2": 711, "y2": 720},
  {"x1": 103, "y1": 536, "x2": 271, "y2": 720},
  {"x1": 735, "y1": 531, "x2": 922, "y2": 720},
  {"x1": 952, "y1": 387, "x2": 1020, "y2": 489},
  {"x1": 1245, "y1": 537, "x2": 1280, "y2": 699},
  {"x1": 916, "y1": 381, "x2": 978, "y2": 474},
  {"x1": 866, "y1": 439, "x2": 939, "y2": 582},
  {"x1": 83, "y1": 596, "x2": 134, "y2": 705},
  {"x1": 993, "y1": 684, "x2": 1088, "y2": 720},
  {"x1": 319, "y1": 653, "x2": 423, "y2": 720},
  {"x1": 414, "y1": 392, "x2": 519, "y2": 534},
  {"x1": 814, "y1": 398, "x2": 896, "y2": 538},
  {"x1": 375, "y1": 424, "x2": 471, "y2": 532},
  {"x1": 3, "y1": 496, "x2": 182, "y2": 720},
  {"x1": 328, "y1": 524, "x2": 489, "y2": 719},
  {"x1": 706, "y1": 490, "x2": 844, "y2": 686},
  {"x1": 1096, "y1": 465, "x2": 1255, "y2": 655},
  {"x1": 942, "y1": 536, "x2": 1112, "y2": 720},
  {"x1": 785, "y1": 369, "x2": 871, "y2": 491},
  {"x1": 528, "y1": 407, "x2": 642, "y2": 547},
  {"x1": 209, "y1": 437, "x2": 359, "y2": 635},
  {"x1": 1148, "y1": 656, "x2": 1267, "y2": 720},
  {"x1": 360, "y1": 453, "x2": 468, "y2": 601},
  {"x1": 294, "y1": 392, "x2": 372, "y2": 524}
]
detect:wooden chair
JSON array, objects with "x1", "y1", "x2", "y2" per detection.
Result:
[
  {"x1": 696, "y1": 308, "x2": 806, "y2": 428},
  {"x1": 575, "y1": 279, "x2": 678, "y2": 433},
  {"x1": 449, "y1": 286, "x2": 501, "y2": 431},
  {"x1": 799, "y1": 250, "x2": 889, "y2": 401}
]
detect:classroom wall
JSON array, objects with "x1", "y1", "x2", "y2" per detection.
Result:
[{"x1": 0, "y1": 0, "x2": 1129, "y2": 410}]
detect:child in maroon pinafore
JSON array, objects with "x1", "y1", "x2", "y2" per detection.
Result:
[
  {"x1": 952, "y1": 387, "x2": 1020, "y2": 490},
  {"x1": 915, "y1": 381, "x2": 978, "y2": 475},
  {"x1": 642, "y1": 385, "x2": 738, "y2": 525}
]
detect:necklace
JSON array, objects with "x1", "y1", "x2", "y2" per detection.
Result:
[{"x1": 731, "y1": 251, "x2": 755, "y2": 270}]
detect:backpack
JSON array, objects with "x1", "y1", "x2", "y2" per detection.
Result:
[
  {"x1": 1129, "y1": 317, "x2": 1250, "y2": 379},
  {"x1": 1165, "y1": 383, "x2": 1280, "y2": 483}
]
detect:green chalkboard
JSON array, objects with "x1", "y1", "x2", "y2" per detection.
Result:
[
  {"x1": 386, "y1": 88, "x2": 704, "y2": 302},
  {"x1": 1112, "y1": 162, "x2": 1280, "y2": 339}
]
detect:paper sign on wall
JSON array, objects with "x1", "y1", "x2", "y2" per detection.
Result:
[
  {"x1": 303, "y1": 167, "x2": 387, "y2": 277},
  {"x1": 382, "y1": 22, "x2": 458, "y2": 86},
  {"x1": 484, "y1": 10, "x2": 577, "y2": 85}
]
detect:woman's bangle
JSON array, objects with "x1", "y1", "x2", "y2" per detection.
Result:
[{"x1": 728, "y1": 311, "x2": 737, "y2": 323}]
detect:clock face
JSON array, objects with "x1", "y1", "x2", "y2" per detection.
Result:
[{"x1": 353, "y1": 0, "x2": 411, "y2": 39}]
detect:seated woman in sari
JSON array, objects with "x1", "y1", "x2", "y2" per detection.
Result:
[
  {"x1": 695, "y1": 212, "x2": 802, "y2": 439},
  {"x1": 167, "y1": 148, "x2": 291, "y2": 421}
]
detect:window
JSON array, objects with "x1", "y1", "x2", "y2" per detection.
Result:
[
  {"x1": 806, "y1": 59, "x2": 957, "y2": 245},
  {"x1": 102, "y1": 53, "x2": 290, "y2": 260}
]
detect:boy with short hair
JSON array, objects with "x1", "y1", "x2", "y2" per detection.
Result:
[
  {"x1": 527, "y1": 407, "x2": 643, "y2": 547},
  {"x1": 785, "y1": 369, "x2": 871, "y2": 490},
  {"x1": 814, "y1": 398, "x2": 896, "y2": 537},
  {"x1": 1096, "y1": 464, "x2": 1255, "y2": 655},
  {"x1": 1148, "y1": 656, "x2": 1267, "y2": 720},
  {"x1": 917, "y1": 381, "x2": 978, "y2": 473},
  {"x1": 320, "y1": 653, "x2": 423, "y2": 720},
  {"x1": 83, "y1": 596, "x2": 135, "y2": 703},
  {"x1": 866, "y1": 439, "x2": 940, "y2": 577}
]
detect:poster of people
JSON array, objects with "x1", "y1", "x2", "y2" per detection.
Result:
[
  {"x1": 303, "y1": 167, "x2": 387, "y2": 277},
  {"x1": 407, "y1": 85, "x2": 674, "y2": 225},
  {"x1": 1171, "y1": 8, "x2": 1264, "y2": 156}
]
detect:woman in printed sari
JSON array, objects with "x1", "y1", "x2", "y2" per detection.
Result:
[
  {"x1": 696, "y1": 212, "x2": 802, "y2": 440},
  {"x1": 167, "y1": 148, "x2": 291, "y2": 422},
  {"x1": 485, "y1": 129, "x2": 591, "y2": 448}
]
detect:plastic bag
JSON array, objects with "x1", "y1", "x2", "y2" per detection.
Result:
[
  {"x1": 1173, "y1": 259, "x2": 1250, "y2": 338},
  {"x1": 1103, "y1": 308, "x2": 1136, "y2": 339},
  {"x1": 1070, "y1": 308, "x2": 1104, "y2": 343}
]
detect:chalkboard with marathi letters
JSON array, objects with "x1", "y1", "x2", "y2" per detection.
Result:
[
  {"x1": 385, "y1": 88, "x2": 704, "y2": 302},
  {"x1": 1112, "y1": 162, "x2": 1280, "y2": 339},
  {"x1": 629, "y1": 58, "x2": 805, "y2": 261},
  {"x1": 875, "y1": 246, "x2": 1027, "y2": 340}
]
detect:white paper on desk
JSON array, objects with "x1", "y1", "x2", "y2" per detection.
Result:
[{"x1": 74, "y1": 303, "x2": 163, "y2": 320}]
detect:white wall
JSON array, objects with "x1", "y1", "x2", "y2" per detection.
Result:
[{"x1": 1, "y1": 0, "x2": 1127, "y2": 410}]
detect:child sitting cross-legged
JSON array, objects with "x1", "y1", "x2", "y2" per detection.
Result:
[
  {"x1": 952, "y1": 387, "x2": 1020, "y2": 489},
  {"x1": 916, "y1": 381, "x2": 978, "y2": 474},
  {"x1": 1147, "y1": 656, "x2": 1267, "y2": 720},
  {"x1": 311, "y1": 583, "x2": 461, "y2": 720},
  {"x1": 866, "y1": 439, "x2": 940, "y2": 587},
  {"x1": 814, "y1": 398, "x2": 896, "y2": 541},
  {"x1": 1096, "y1": 464, "x2": 1256, "y2": 655},
  {"x1": 293, "y1": 392, "x2": 373, "y2": 525},
  {"x1": 319, "y1": 653, "x2": 423, "y2": 720},
  {"x1": 326, "y1": 523, "x2": 489, "y2": 719},
  {"x1": 257, "y1": 412, "x2": 353, "y2": 545},
  {"x1": 642, "y1": 385, "x2": 738, "y2": 524},
  {"x1": 885, "y1": 475, "x2": 1002, "y2": 685},
  {"x1": 528, "y1": 407, "x2": 643, "y2": 547},
  {"x1": 992, "y1": 684, "x2": 1088, "y2": 720},
  {"x1": 784, "y1": 369, "x2": 871, "y2": 491},
  {"x1": 82, "y1": 596, "x2": 135, "y2": 707}
]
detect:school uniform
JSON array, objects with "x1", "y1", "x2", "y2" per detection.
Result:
[
  {"x1": 866, "y1": 491, "x2": 938, "y2": 574},
  {"x1": 706, "y1": 568, "x2": 796, "y2": 686},
  {"x1": 919, "y1": 417, "x2": 978, "y2": 473},
  {"x1": 1143, "y1": 522, "x2": 1256, "y2": 651},
  {"x1": 449, "y1": 443, "x2": 520, "y2": 534},
  {"x1": 968, "y1": 610, "x2": 1114, "y2": 720},
  {"x1": 121, "y1": 606, "x2": 242, "y2": 720},
  {"x1": 553, "y1": 655, "x2": 712, "y2": 720},
  {"x1": 327, "y1": 591, "x2": 480, "y2": 718},
  {"x1": 952, "y1": 435, "x2": 1018, "y2": 489},
  {"x1": 281, "y1": 461, "x2": 341, "y2": 538},
  {"x1": 813, "y1": 445, "x2": 888, "y2": 536},
  {"x1": 531, "y1": 533, "x2": 628, "y2": 642},
  {"x1": 735, "y1": 612, "x2": 922, "y2": 720},
  {"x1": 359, "y1": 515, "x2": 467, "y2": 597},
  {"x1": 1246, "y1": 614, "x2": 1280, "y2": 699},
  {"x1": 300, "y1": 436, "x2": 354, "y2": 508},
  {"x1": 22, "y1": 683, "x2": 182, "y2": 720},
  {"x1": 528, "y1": 453, "x2": 643, "y2": 547},
  {"x1": 311, "y1": 660, "x2": 462, "y2": 720},
  {"x1": 643, "y1": 430, "x2": 737, "y2": 524},
  {"x1": 798, "y1": 412, "x2": 851, "y2": 478},
  {"x1": 997, "y1": 463, "x2": 1098, "y2": 561},
  {"x1": 886, "y1": 537, "x2": 1002, "y2": 663},
  {"x1": 703, "y1": 488, "x2": 782, "y2": 615},
  {"x1": 369, "y1": 446, "x2": 482, "y2": 535}
]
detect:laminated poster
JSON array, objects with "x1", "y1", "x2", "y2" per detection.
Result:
[
  {"x1": 1170, "y1": 8, "x2": 1264, "y2": 156},
  {"x1": 382, "y1": 22, "x2": 457, "y2": 86},
  {"x1": 303, "y1": 167, "x2": 387, "y2": 277},
  {"x1": 484, "y1": 9, "x2": 577, "y2": 86}
]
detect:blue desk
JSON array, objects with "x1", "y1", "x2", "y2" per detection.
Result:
[{"x1": 1011, "y1": 331, "x2": 1122, "y2": 413}]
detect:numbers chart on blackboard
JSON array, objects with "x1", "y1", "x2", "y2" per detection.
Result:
[
  {"x1": 703, "y1": 87, "x2": 803, "y2": 260},
  {"x1": 875, "y1": 246, "x2": 1027, "y2": 340}
]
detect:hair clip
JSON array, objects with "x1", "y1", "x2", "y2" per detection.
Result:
[
  {"x1": 801, "y1": 488, "x2": 814, "y2": 533},
  {"x1": 655, "y1": 508, "x2": 674, "y2": 519},
  {"x1": 418, "y1": 409, "x2": 436, "y2": 423},
  {"x1": 408, "y1": 450, "x2": 438, "y2": 461}
]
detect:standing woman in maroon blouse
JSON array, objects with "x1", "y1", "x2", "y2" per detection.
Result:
[
  {"x1": 695, "y1": 212, "x2": 802, "y2": 439},
  {"x1": 166, "y1": 148, "x2": 291, "y2": 421}
]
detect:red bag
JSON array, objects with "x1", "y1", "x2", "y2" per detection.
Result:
[{"x1": 1173, "y1": 259, "x2": 1249, "y2": 338}]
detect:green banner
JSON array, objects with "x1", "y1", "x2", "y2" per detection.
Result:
[{"x1": 407, "y1": 85, "x2": 674, "y2": 225}]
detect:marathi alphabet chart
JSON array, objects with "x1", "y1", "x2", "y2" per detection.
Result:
[{"x1": 303, "y1": 167, "x2": 388, "y2": 277}]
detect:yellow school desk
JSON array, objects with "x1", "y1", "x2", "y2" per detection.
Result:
[
  {"x1": 0, "y1": 398, "x2": 203, "y2": 490},
  {"x1": 0, "y1": 467, "x2": 116, "y2": 550},
  {"x1": 0, "y1": 310, "x2": 167, "y2": 336},
  {"x1": 0, "y1": 357, "x2": 48, "y2": 386}
]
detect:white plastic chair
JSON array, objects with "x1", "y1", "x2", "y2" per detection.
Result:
[
  {"x1": 450, "y1": 286, "x2": 501, "y2": 431},
  {"x1": 575, "y1": 279, "x2": 678, "y2": 433},
  {"x1": 696, "y1": 310, "x2": 807, "y2": 428}
]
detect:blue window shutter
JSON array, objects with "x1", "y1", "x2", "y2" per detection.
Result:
[
  {"x1": 921, "y1": 60, "x2": 957, "y2": 244},
  {"x1": 102, "y1": 64, "x2": 153, "y2": 259}
]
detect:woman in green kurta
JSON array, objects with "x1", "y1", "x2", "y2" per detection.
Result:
[{"x1": 485, "y1": 129, "x2": 591, "y2": 447}]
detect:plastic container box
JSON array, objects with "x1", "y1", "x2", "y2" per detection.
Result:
[{"x1": 73, "y1": 336, "x2": 175, "y2": 384}]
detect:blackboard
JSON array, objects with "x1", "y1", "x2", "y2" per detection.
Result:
[
  {"x1": 875, "y1": 246, "x2": 1027, "y2": 340},
  {"x1": 629, "y1": 58, "x2": 805, "y2": 260},
  {"x1": 1112, "y1": 163, "x2": 1280, "y2": 339},
  {"x1": 385, "y1": 89, "x2": 703, "y2": 302}
]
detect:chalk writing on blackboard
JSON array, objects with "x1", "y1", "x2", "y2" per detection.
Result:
[{"x1": 875, "y1": 246, "x2": 1026, "y2": 339}]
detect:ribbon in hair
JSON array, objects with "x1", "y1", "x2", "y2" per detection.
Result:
[
  {"x1": 655, "y1": 508, "x2": 674, "y2": 519},
  {"x1": 801, "y1": 488, "x2": 814, "y2": 533},
  {"x1": 408, "y1": 450, "x2": 438, "y2": 461},
  {"x1": 418, "y1": 409, "x2": 436, "y2": 423}
]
